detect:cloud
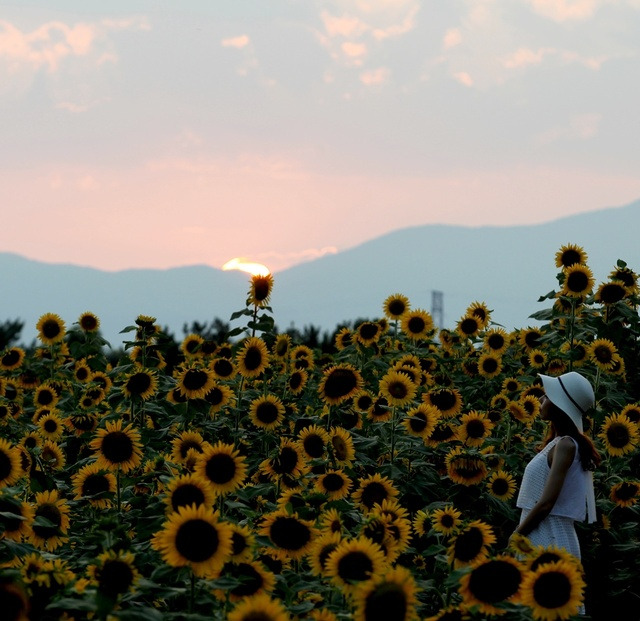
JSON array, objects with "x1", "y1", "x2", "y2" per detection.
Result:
[
  {"x1": 221, "y1": 34, "x2": 250, "y2": 49},
  {"x1": 360, "y1": 66, "x2": 390, "y2": 84},
  {"x1": 526, "y1": 0, "x2": 599, "y2": 21},
  {"x1": 253, "y1": 246, "x2": 339, "y2": 270},
  {"x1": 502, "y1": 46, "x2": 611, "y2": 70},
  {"x1": 536, "y1": 113, "x2": 602, "y2": 144},
  {"x1": 453, "y1": 71, "x2": 474, "y2": 87},
  {"x1": 443, "y1": 28, "x2": 462, "y2": 50}
]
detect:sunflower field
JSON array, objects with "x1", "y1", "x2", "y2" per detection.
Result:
[{"x1": 1, "y1": 244, "x2": 639, "y2": 621}]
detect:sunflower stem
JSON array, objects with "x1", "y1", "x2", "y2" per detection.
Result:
[
  {"x1": 568, "y1": 297, "x2": 576, "y2": 372},
  {"x1": 189, "y1": 571, "x2": 195, "y2": 614},
  {"x1": 391, "y1": 407, "x2": 397, "y2": 464},
  {"x1": 116, "y1": 467, "x2": 121, "y2": 513}
]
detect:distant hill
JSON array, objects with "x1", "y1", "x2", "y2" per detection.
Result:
[{"x1": 2, "y1": 199, "x2": 640, "y2": 348}]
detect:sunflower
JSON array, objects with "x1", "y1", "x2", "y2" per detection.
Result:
[
  {"x1": 0, "y1": 495, "x2": 34, "y2": 541},
  {"x1": 334, "y1": 327, "x2": 353, "y2": 351},
  {"x1": 36, "y1": 313, "x2": 66, "y2": 345},
  {"x1": 561, "y1": 264, "x2": 594, "y2": 298},
  {"x1": 0, "y1": 439, "x2": 22, "y2": 489},
  {"x1": 527, "y1": 349, "x2": 546, "y2": 370},
  {"x1": 248, "y1": 273, "x2": 274, "y2": 307},
  {"x1": 260, "y1": 510, "x2": 316, "y2": 561},
  {"x1": 459, "y1": 555, "x2": 523, "y2": 615},
  {"x1": 403, "y1": 403, "x2": 440, "y2": 439},
  {"x1": 400, "y1": 309, "x2": 434, "y2": 340},
  {"x1": 620, "y1": 403, "x2": 640, "y2": 424},
  {"x1": 366, "y1": 395, "x2": 392, "y2": 423},
  {"x1": 457, "y1": 411, "x2": 493, "y2": 447},
  {"x1": 456, "y1": 315, "x2": 482, "y2": 339},
  {"x1": 88, "y1": 549, "x2": 139, "y2": 598},
  {"x1": 326, "y1": 538, "x2": 387, "y2": 598},
  {"x1": 507, "y1": 400, "x2": 531, "y2": 425},
  {"x1": 261, "y1": 440, "x2": 308, "y2": 480},
  {"x1": 0, "y1": 347, "x2": 25, "y2": 371},
  {"x1": 175, "y1": 365, "x2": 215, "y2": 399},
  {"x1": 287, "y1": 369, "x2": 308, "y2": 395},
  {"x1": 151, "y1": 504, "x2": 233, "y2": 577},
  {"x1": 448, "y1": 520, "x2": 496, "y2": 568},
  {"x1": 164, "y1": 472, "x2": 216, "y2": 513},
  {"x1": 210, "y1": 356, "x2": 238, "y2": 380},
  {"x1": 171, "y1": 430, "x2": 208, "y2": 464},
  {"x1": 33, "y1": 383, "x2": 59, "y2": 408},
  {"x1": 315, "y1": 469, "x2": 353, "y2": 501},
  {"x1": 555, "y1": 243, "x2": 587, "y2": 268},
  {"x1": 229, "y1": 523, "x2": 256, "y2": 563},
  {"x1": 527, "y1": 545, "x2": 582, "y2": 573},
  {"x1": 466, "y1": 301, "x2": 491, "y2": 329},
  {"x1": 609, "y1": 480, "x2": 640, "y2": 508},
  {"x1": 430, "y1": 505, "x2": 462, "y2": 536},
  {"x1": 355, "y1": 321, "x2": 383, "y2": 347},
  {"x1": 588, "y1": 338, "x2": 617, "y2": 371},
  {"x1": 446, "y1": 447, "x2": 488, "y2": 486},
  {"x1": 180, "y1": 333, "x2": 204, "y2": 358},
  {"x1": 204, "y1": 382, "x2": 235, "y2": 415},
  {"x1": 353, "y1": 473, "x2": 399, "y2": 513},
  {"x1": 353, "y1": 564, "x2": 418, "y2": 621},
  {"x1": 383, "y1": 293, "x2": 410, "y2": 320},
  {"x1": 227, "y1": 593, "x2": 289, "y2": 621},
  {"x1": 196, "y1": 442, "x2": 247, "y2": 496},
  {"x1": 307, "y1": 531, "x2": 342, "y2": 576},
  {"x1": 90, "y1": 419, "x2": 143, "y2": 473},
  {"x1": 330, "y1": 427, "x2": 356, "y2": 465},
  {"x1": 249, "y1": 394, "x2": 286, "y2": 430},
  {"x1": 377, "y1": 370, "x2": 417, "y2": 407},
  {"x1": 0, "y1": 579, "x2": 29, "y2": 621},
  {"x1": 298, "y1": 424, "x2": 329, "y2": 460},
  {"x1": 486, "y1": 469, "x2": 517, "y2": 501},
  {"x1": 121, "y1": 368, "x2": 158, "y2": 401},
  {"x1": 595, "y1": 280, "x2": 627, "y2": 305},
  {"x1": 290, "y1": 345, "x2": 314, "y2": 371},
  {"x1": 598, "y1": 413, "x2": 638, "y2": 457},
  {"x1": 610, "y1": 264, "x2": 639, "y2": 293},
  {"x1": 36, "y1": 411, "x2": 65, "y2": 442},
  {"x1": 220, "y1": 559, "x2": 276, "y2": 601},
  {"x1": 475, "y1": 352, "x2": 501, "y2": 379},
  {"x1": 519, "y1": 328, "x2": 543, "y2": 352},
  {"x1": 72, "y1": 462, "x2": 117, "y2": 508},
  {"x1": 29, "y1": 489, "x2": 70, "y2": 550},
  {"x1": 319, "y1": 364, "x2": 363, "y2": 406},
  {"x1": 236, "y1": 337, "x2": 270, "y2": 379},
  {"x1": 272, "y1": 333, "x2": 291, "y2": 359},
  {"x1": 521, "y1": 560, "x2": 585, "y2": 621},
  {"x1": 508, "y1": 532, "x2": 536, "y2": 556}
]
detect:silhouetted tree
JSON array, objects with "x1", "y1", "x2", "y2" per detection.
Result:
[{"x1": 0, "y1": 319, "x2": 24, "y2": 350}]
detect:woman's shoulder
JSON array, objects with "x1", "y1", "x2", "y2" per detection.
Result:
[{"x1": 556, "y1": 435, "x2": 578, "y2": 457}]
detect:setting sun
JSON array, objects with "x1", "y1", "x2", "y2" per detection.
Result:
[{"x1": 221, "y1": 257, "x2": 271, "y2": 277}]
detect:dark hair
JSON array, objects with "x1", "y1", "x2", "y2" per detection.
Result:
[{"x1": 539, "y1": 401, "x2": 601, "y2": 470}]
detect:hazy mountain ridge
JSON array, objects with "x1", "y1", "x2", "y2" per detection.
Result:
[{"x1": 3, "y1": 199, "x2": 640, "y2": 347}]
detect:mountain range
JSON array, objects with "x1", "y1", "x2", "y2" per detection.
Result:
[{"x1": 2, "y1": 199, "x2": 640, "y2": 349}]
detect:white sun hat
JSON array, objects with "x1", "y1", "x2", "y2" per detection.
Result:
[{"x1": 539, "y1": 371, "x2": 594, "y2": 434}]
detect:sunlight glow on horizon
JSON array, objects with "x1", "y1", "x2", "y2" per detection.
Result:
[{"x1": 221, "y1": 257, "x2": 271, "y2": 277}]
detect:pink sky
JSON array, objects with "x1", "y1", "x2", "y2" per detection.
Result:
[{"x1": 2, "y1": 2, "x2": 640, "y2": 273}]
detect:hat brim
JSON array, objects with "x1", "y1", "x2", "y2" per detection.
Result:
[{"x1": 539, "y1": 373, "x2": 584, "y2": 433}]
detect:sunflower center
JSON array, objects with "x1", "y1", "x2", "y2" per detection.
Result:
[
  {"x1": 0, "y1": 499, "x2": 22, "y2": 531},
  {"x1": 231, "y1": 531, "x2": 248, "y2": 556},
  {"x1": 607, "y1": 423, "x2": 630, "y2": 448},
  {"x1": 388, "y1": 300, "x2": 406, "y2": 316},
  {"x1": 80, "y1": 315, "x2": 99, "y2": 330},
  {"x1": 600, "y1": 283, "x2": 626, "y2": 304},
  {"x1": 319, "y1": 543, "x2": 338, "y2": 570},
  {"x1": 179, "y1": 440, "x2": 203, "y2": 459},
  {"x1": 324, "y1": 369, "x2": 359, "y2": 400},
  {"x1": 82, "y1": 473, "x2": 111, "y2": 497},
  {"x1": 33, "y1": 503, "x2": 62, "y2": 538},
  {"x1": 213, "y1": 359, "x2": 234, "y2": 377},
  {"x1": 560, "y1": 249, "x2": 581, "y2": 266},
  {"x1": 407, "y1": 316, "x2": 426, "y2": 334},
  {"x1": 269, "y1": 516, "x2": 311, "y2": 551},
  {"x1": 205, "y1": 453, "x2": 236, "y2": 484},
  {"x1": 363, "y1": 520, "x2": 387, "y2": 545},
  {"x1": 41, "y1": 319, "x2": 62, "y2": 339},
  {"x1": 43, "y1": 419, "x2": 58, "y2": 433},
  {"x1": 466, "y1": 420, "x2": 486, "y2": 439},
  {"x1": 459, "y1": 318, "x2": 478, "y2": 335},
  {"x1": 468, "y1": 560, "x2": 521, "y2": 603},
  {"x1": 359, "y1": 323, "x2": 379, "y2": 341},
  {"x1": 491, "y1": 478, "x2": 509, "y2": 496},
  {"x1": 482, "y1": 358, "x2": 498, "y2": 373},
  {"x1": 2, "y1": 350, "x2": 20, "y2": 366},
  {"x1": 205, "y1": 387, "x2": 224, "y2": 406},
  {"x1": 126, "y1": 372, "x2": 152, "y2": 395},
  {"x1": 453, "y1": 527, "x2": 484, "y2": 563},
  {"x1": 36, "y1": 390, "x2": 55, "y2": 406},
  {"x1": 532, "y1": 571, "x2": 572, "y2": 608},
  {"x1": 593, "y1": 345, "x2": 613, "y2": 363},
  {"x1": 172, "y1": 484, "x2": 206, "y2": 511},
  {"x1": 488, "y1": 334, "x2": 505, "y2": 350},
  {"x1": 530, "y1": 552, "x2": 562, "y2": 572},
  {"x1": 252, "y1": 277, "x2": 271, "y2": 302},
  {"x1": 243, "y1": 347, "x2": 263, "y2": 371},
  {"x1": 229, "y1": 562, "x2": 263, "y2": 597},
  {"x1": 182, "y1": 369, "x2": 209, "y2": 390},
  {"x1": 409, "y1": 413, "x2": 427, "y2": 432},
  {"x1": 272, "y1": 446, "x2": 299, "y2": 475},
  {"x1": 0, "y1": 451, "x2": 13, "y2": 480},
  {"x1": 256, "y1": 402, "x2": 279, "y2": 424},
  {"x1": 440, "y1": 514, "x2": 455, "y2": 528},
  {"x1": 360, "y1": 482, "x2": 388, "y2": 510},
  {"x1": 332, "y1": 436, "x2": 349, "y2": 461},
  {"x1": 614, "y1": 482, "x2": 638, "y2": 501},
  {"x1": 566, "y1": 271, "x2": 588, "y2": 293},
  {"x1": 175, "y1": 519, "x2": 220, "y2": 562},
  {"x1": 363, "y1": 583, "x2": 407, "y2": 621},
  {"x1": 98, "y1": 560, "x2": 134, "y2": 596},
  {"x1": 303, "y1": 435, "x2": 325, "y2": 458},
  {"x1": 323, "y1": 473, "x2": 345, "y2": 492},
  {"x1": 337, "y1": 551, "x2": 374, "y2": 583},
  {"x1": 387, "y1": 380, "x2": 409, "y2": 399},
  {"x1": 102, "y1": 431, "x2": 135, "y2": 463},
  {"x1": 430, "y1": 391, "x2": 456, "y2": 412}
]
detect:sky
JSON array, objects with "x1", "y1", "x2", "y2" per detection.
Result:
[{"x1": 2, "y1": 0, "x2": 640, "y2": 273}]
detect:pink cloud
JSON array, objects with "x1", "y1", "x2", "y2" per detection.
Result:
[
  {"x1": 221, "y1": 34, "x2": 250, "y2": 49},
  {"x1": 360, "y1": 66, "x2": 390, "y2": 85},
  {"x1": 527, "y1": 0, "x2": 599, "y2": 21}
]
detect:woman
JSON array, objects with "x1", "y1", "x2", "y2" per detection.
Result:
[{"x1": 513, "y1": 371, "x2": 600, "y2": 560}]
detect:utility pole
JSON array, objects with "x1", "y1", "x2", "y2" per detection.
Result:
[{"x1": 431, "y1": 290, "x2": 444, "y2": 329}]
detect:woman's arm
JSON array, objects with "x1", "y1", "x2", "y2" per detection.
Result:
[{"x1": 514, "y1": 437, "x2": 576, "y2": 537}]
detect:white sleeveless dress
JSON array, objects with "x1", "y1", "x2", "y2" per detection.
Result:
[{"x1": 516, "y1": 436, "x2": 589, "y2": 560}]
